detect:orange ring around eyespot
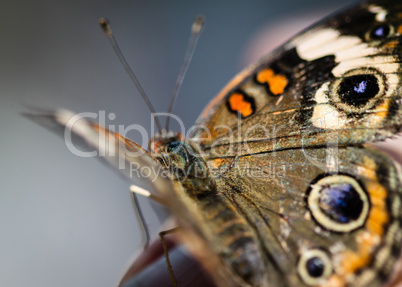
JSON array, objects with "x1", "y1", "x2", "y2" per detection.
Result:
[{"x1": 327, "y1": 157, "x2": 389, "y2": 284}]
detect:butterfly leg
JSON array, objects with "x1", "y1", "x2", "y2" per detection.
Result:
[
  {"x1": 130, "y1": 184, "x2": 182, "y2": 285},
  {"x1": 130, "y1": 192, "x2": 151, "y2": 250},
  {"x1": 159, "y1": 227, "x2": 181, "y2": 287},
  {"x1": 130, "y1": 184, "x2": 166, "y2": 205},
  {"x1": 130, "y1": 184, "x2": 167, "y2": 250}
]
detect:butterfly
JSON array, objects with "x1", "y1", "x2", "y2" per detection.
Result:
[{"x1": 29, "y1": 0, "x2": 402, "y2": 286}]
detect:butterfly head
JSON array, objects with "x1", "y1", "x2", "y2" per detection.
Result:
[
  {"x1": 148, "y1": 130, "x2": 184, "y2": 154},
  {"x1": 149, "y1": 131, "x2": 217, "y2": 197}
]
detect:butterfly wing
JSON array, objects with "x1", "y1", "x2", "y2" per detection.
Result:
[
  {"x1": 191, "y1": 0, "x2": 402, "y2": 158},
  {"x1": 179, "y1": 0, "x2": 402, "y2": 286},
  {"x1": 26, "y1": 109, "x2": 172, "y2": 198},
  {"x1": 174, "y1": 145, "x2": 402, "y2": 286},
  {"x1": 27, "y1": 109, "x2": 235, "y2": 285}
]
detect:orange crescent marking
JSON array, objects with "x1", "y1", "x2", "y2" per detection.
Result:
[
  {"x1": 200, "y1": 65, "x2": 255, "y2": 118},
  {"x1": 228, "y1": 93, "x2": 253, "y2": 117},
  {"x1": 384, "y1": 40, "x2": 399, "y2": 48},
  {"x1": 321, "y1": 275, "x2": 344, "y2": 287},
  {"x1": 329, "y1": 157, "x2": 389, "y2": 284},
  {"x1": 256, "y1": 68, "x2": 288, "y2": 95}
]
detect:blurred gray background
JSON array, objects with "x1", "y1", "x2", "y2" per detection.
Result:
[{"x1": 1, "y1": 0, "x2": 350, "y2": 286}]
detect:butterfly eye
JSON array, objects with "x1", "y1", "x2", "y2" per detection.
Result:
[
  {"x1": 366, "y1": 24, "x2": 394, "y2": 41},
  {"x1": 167, "y1": 141, "x2": 182, "y2": 152},
  {"x1": 307, "y1": 175, "x2": 370, "y2": 232},
  {"x1": 297, "y1": 249, "x2": 332, "y2": 285}
]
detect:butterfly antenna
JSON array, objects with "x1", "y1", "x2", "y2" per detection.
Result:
[
  {"x1": 165, "y1": 15, "x2": 205, "y2": 131},
  {"x1": 99, "y1": 18, "x2": 163, "y2": 134}
]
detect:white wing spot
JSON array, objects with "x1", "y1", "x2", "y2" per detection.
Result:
[
  {"x1": 310, "y1": 82, "x2": 347, "y2": 130},
  {"x1": 368, "y1": 4, "x2": 388, "y2": 22}
]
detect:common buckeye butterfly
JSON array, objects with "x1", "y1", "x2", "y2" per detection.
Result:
[{"x1": 30, "y1": 0, "x2": 402, "y2": 286}]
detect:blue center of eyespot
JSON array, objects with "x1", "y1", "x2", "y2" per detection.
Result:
[
  {"x1": 306, "y1": 256, "x2": 325, "y2": 278},
  {"x1": 338, "y1": 74, "x2": 379, "y2": 108},
  {"x1": 318, "y1": 182, "x2": 363, "y2": 223},
  {"x1": 353, "y1": 80, "x2": 367, "y2": 94},
  {"x1": 370, "y1": 25, "x2": 390, "y2": 39},
  {"x1": 374, "y1": 27, "x2": 385, "y2": 37}
]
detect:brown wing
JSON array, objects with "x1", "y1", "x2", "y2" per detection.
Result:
[
  {"x1": 26, "y1": 109, "x2": 172, "y2": 197},
  {"x1": 193, "y1": 145, "x2": 402, "y2": 286},
  {"x1": 191, "y1": 0, "x2": 402, "y2": 158}
]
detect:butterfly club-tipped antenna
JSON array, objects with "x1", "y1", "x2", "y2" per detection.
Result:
[
  {"x1": 99, "y1": 18, "x2": 163, "y2": 134},
  {"x1": 165, "y1": 15, "x2": 205, "y2": 131},
  {"x1": 99, "y1": 16, "x2": 205, "y2": 136},
  {"x1": 98, "y1": 16, "x2": 204, "y2": 251}
]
